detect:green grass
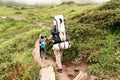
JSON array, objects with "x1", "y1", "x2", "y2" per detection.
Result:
[
  {"x1": 67, "y1": 0, "x2": 120, "y2": 79},
  {"x1": 0, "y1": 28, "x2": 49, "y2": 79},
  {"x1": 0, "y1": 3, "x2": 100, "y2": 79},
  {"x1": 0, "y1": 0, "x2": 120, "y2": 79}
]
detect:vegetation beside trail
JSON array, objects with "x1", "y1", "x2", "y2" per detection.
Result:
[
  {"x1": 67, "y1": 0, "x2": 120, "y2": 79},
  {"x1": 0, "y1": 2, "x2": 98, "y2": 79},
  {"x1": 0, "y1": 0, "x2": 120, "y2": 79}
]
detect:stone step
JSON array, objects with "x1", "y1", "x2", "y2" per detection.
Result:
[{"x1": 39, "y1": 66, "x2": 56, "y2": 80}]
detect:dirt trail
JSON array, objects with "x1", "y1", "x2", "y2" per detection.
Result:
[{"x1": 32, "y1": 39, "x2": 89, "y2": 80}]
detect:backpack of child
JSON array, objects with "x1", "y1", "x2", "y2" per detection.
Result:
[{"x1": 53, "y1": 14, "x2": 71, "y2": 50}]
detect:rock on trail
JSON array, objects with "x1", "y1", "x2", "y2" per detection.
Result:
[{"x1": 39, "y1": 66, "x2": 56, "y2": 80}]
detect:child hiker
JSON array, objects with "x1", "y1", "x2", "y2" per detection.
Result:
[{"x1": 39, "y1": 35, "x2": 47, "y2": 60}]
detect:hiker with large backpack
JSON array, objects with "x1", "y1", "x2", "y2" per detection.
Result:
[{"x1": 48, "y1": 14, "x2": 71, "y2": 73}]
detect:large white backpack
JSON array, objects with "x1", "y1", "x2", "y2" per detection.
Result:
[
  {"x1": 53, "y1": 15, "x2": 71, "y2": 50},
  {"x1": 54, "y1": 14, "x2": 67, "y2": 41}
]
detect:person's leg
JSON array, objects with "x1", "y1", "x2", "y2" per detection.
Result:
[
  {"x1": 40, "y1": 48, "x2": 44, "y2": 58},
  {"x1": 40, "y1": 46, "x2": 42, "y2": 58},
  {"x1": 43, "y1": 48, "x2": 47, "y2": 59},
  {"x1": 54, "y1": 50, "x2": 58, "y2": 66},
  {"x1": 59, "y1": 50, "x2": 62, "y2": 67},
  {"x1": 54, "y1": 50, "x2": 63, "y2": 72},
  {"x1": 57, "y1": 50, "x2": 62, "y2": 69}
]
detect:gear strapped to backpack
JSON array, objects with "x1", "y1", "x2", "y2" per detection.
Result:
[{"x1": 53, "y1": 14, "x2": 71, "y2": 50}]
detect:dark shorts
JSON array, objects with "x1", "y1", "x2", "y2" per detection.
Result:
[{"x1": 40, "y1": 47, "x2": 45, "y2": 54}]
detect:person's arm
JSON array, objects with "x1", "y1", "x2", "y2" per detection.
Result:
[
  {"x1": 44, "y1": 36, "x2": 47, "y2": 41},
  {"x1": 48, "y1": 35, "x2": 53, "y2": 40}
]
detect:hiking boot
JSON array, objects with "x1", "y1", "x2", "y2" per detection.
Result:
[
  {"x1": 45, "y1": 57, "x2": 47, "y2": 60},
  {"x1": 57, "y1": 69, "x2": 62, "y2": 73}
]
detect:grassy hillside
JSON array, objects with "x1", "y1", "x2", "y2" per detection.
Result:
[
  {"x1": 0, "y1": 0, "x2": 120, "y2": 79},
  {"x1": 0, "y1": 3, "x2": 100, "y2": 79},
  {"x1": 67, "y1": 0, "x2": 120, "y2": 79}
]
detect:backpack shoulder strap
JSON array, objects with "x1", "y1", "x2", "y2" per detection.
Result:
[{"x1": 40, "y1": 40, "x2": 42, "y2": 44}]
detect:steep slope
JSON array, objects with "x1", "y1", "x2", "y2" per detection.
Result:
[{"x1": 67, "y1": 0, "x2": 120, "y2": 79}]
